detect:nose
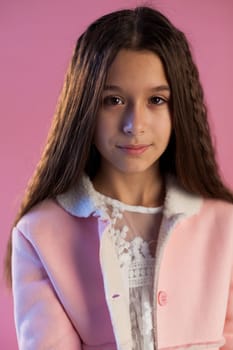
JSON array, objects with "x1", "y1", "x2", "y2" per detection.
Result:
[{"x1": 122, "y1": 104, "x2": 145, "y2": 136}]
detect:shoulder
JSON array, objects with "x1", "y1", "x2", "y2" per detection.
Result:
[
  {"x1": 201, "y1": 197, "x2": 233, "y2": 217},
  {"x1": 197, "y1": 197, "x2": 233, "y2": 232},
  {"x1": 165, "y1": 174, "x2": 233, "y2": 221},
  {"x1": 15, "y1": 199, "x2": 85, "y2": 243}
]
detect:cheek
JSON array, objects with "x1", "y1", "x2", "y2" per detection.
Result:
[
  {"x1": 94, "y1": 125, "x2": 103, "y2": 142},
  {"x1": 93, "y1": 116, "x2": 105, "y2": 144},
  {"x1": 94, "y1": 117, "x2": 119, "y2": 143},
  {"x1": 162, "y1": 112, "x2": 172, "y2": 133},
  {"x1": 93, "y1": 121, "x2": 113, "y2": 152},
  {"x1": 165, "y1": 119, "x2": 172, "y2": 138},
  {"x1": 154, "y1": 117, "x2": 172, "y2": 141}
]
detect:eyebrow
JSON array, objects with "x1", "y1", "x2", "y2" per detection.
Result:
[{"x1": 103, "y1": 84, "x2": 170, "y2": 93}]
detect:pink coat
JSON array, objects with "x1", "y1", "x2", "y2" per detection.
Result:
[{"x1": 12, "y1": 176, "x2": 233, "y2": 350}]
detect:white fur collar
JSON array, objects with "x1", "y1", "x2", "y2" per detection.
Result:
[
  {"x1": 56, "y1": 174, "x2": 202, "y2": 219},
  {"x1": 162, "y1": 175, "x2": 202, "y2": 218}
]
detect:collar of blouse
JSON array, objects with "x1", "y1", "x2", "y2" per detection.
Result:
[{"x1": 56, "y1": 174, "x2": 203, "y2": 221}]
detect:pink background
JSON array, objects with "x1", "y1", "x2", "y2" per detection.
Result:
[{"x1": 1, "y1": 0, "x2": 232, "y2": 348}]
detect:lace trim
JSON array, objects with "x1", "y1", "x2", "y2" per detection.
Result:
[
  {"x1": 82, "y1": 177, "x2": 158, "y2": 349},
  {"x1": 130, "y1": 287, "x2": 154, "y2": 349},
  {"x1": 129, "y1": 259, "x2": 154, "y2": 288},
  {"x1": 109, "y1": 220, "x2": 157, "y2": 268}
]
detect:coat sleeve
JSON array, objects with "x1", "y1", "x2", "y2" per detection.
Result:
[
  {"x1": 222, "y1": 266, "x2": 233, "y2": 350},
  {"x1": 12, "y1": 227, "x2": 82, "y2": 350}
]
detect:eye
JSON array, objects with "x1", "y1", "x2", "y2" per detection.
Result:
[
  {"x1": 102, "y1": 96, "x2": 124, "y2": 106},
  {"x1": 149, "y1": 96, "x2": 166, "y2": 105}
]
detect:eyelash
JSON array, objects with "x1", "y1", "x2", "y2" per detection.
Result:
[
  {"x1": 103, "y1": 96, "x2": 123, "y2": 106},
  {"x1": 102, "y1": 95, "x2": 167, "y2": 106},
  {"x1": 149, "y1": 96, "x2": 167, "y2": 105}
]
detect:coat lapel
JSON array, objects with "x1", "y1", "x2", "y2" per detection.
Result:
[{"x1": 56, "y1": 174, "x2": 203, "y2": 349}]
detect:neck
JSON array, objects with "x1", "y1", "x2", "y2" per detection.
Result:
[{"x1": 93, "y1": 167, "x2": 165, "y2": 207}]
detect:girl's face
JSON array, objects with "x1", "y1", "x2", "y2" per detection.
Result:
[{"x1": 94, "y1": 49, "x2": 172, "y2": 178}]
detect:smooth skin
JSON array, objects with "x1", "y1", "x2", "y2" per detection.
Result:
[{"x1": 93, "y1": 49, "x2": 172, "y2": 207}]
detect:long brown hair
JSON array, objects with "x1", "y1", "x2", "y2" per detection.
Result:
[{"x1": 5, "y1": 6, "x2": 233, "y2": 285}]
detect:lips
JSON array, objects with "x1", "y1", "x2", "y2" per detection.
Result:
[{"x1": 117, "y1": 144, "x2": 151, "y2": 155}]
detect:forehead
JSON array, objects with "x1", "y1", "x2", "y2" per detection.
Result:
[{"x1": 106, "y1": 49, "x2": 168, "y2": 87}]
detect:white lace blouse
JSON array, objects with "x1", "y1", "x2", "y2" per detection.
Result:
[{"x1": 88, "y1": 180, "x2": 163, "y2": 350}]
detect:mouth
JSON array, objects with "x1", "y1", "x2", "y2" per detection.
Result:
[{"x1": 117, "y1": 144, "x2": 151, "y2": 155}]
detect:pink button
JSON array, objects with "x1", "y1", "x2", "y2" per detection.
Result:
[{"x1": 158, "y1": 291, "x2": 168, "y2": 306}]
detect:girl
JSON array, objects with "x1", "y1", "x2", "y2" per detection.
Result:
[{"x1": 5, "y1": 6, "x2": 233, "y2": 350}]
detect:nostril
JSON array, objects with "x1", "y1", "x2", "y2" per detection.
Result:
[{"x1": 123, "y1": 124, "x2": 133, "y2": 134}]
